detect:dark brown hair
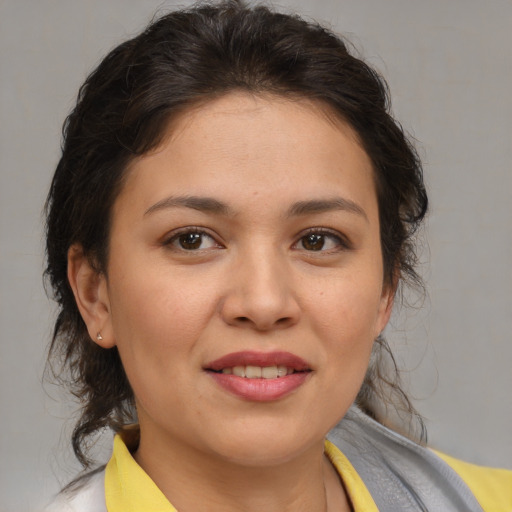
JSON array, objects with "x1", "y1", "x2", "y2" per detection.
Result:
[{"x1": 45, "y1": 0, "x2": 428, "y2": 467}]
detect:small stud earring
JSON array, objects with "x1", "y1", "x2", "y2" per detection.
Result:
[{"x1": 96, "y1": 332, "x2": 103, "y2": 341}]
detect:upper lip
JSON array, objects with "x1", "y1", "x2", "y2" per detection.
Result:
[{"x1": 205, "y1": 351, "x2": 311, "y2": 372}]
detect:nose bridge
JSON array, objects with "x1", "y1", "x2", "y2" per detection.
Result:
[
  {"x1": 245, "y1": 243, "x2": 286, "y2": 297},
  {"x1": 221, "y1": 241, "x2": 299, "y2": 330}
]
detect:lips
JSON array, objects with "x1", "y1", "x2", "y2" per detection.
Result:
[
  {"x1": 204, "y1": 351, "x2": 312, "y2": 401},
  {"x1": 205, "y1": 351, "x2": 310, "y2": 372}
]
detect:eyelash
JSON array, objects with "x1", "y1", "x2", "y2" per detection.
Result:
[
  {"x1": 162, "y1": 226, "x2": 351, "y2": 253},
  {"x1": 293, "y1": 228, "x2": 351, "y2": 253},
  {"x1": 162, "y1": 227, "x2": 222, "y2": 252}
]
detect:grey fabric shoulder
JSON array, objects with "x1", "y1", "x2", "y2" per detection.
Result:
[
  {"x1": 328, "y1": 406, "x2": 484, "y2": 512},
  {"x1": 44, "y1": 469, "x2": 106, "y2": 512}
]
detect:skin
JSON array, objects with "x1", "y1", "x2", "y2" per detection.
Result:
[{"x1": 69, "y1": 92, "x2": 394, "y2": 512}]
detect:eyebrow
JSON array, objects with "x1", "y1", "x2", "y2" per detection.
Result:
[
  {"x1": 144, "y1": 194, "x2": 368, "y2": 221},
  {"x1": 144, "y1": 195, "x2": 234, "y2": 217},
  {"x1": 286, "y1": 198, "x2": 368, "y2": 221}
]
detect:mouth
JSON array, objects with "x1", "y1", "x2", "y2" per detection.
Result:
[
  {"x1": 211, "y1": 365, "x2": 296, "y2": 379},
  {"x1": 204, "y1": 351, "x2": 312, "y2": 401},
  {"x1": 204, "y1": 350, "x2": 311, "y2": 375}
]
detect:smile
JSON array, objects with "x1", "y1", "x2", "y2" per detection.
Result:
[
  {"x1": 219, "y1": 366, "x2": 293, "y2": 378},
  {"x1": 205, "y1": 351, "x2": 312, "y2": 401}
]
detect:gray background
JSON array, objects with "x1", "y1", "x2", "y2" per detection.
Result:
[{"x1": 1, "y1": 0, "x2": 511, "y2": 510}]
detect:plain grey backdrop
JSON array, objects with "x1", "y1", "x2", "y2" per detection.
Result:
[{"x1": 1, "y1": 0, "x2": 511, "y2": 510}]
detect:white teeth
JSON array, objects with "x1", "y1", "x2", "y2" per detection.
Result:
[
  {"x1": 262, "y1": 366, "x2": 278, "y2": 379},
  {"x1": 278, "y1": 365, "x2": 289, "y2": 377},
  {"x1": 232, "y1": 366, "x2": 245, "y2": 377},
  {"x1": 223, "y1": 365, "x2": 293, "y2": 379},
  {"x1": 245, "y1": 365, "x2": 262, "y2": 378}
]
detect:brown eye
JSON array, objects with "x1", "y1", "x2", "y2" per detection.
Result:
[
  {"x1": 295, "y1": 230, "x2": 348, "y2": 252},
  {"x1": 301, "y1": 233, "x2": 326, "y2": 251},
  {"x1": 166, "y1": 230, "x2": 219, "y2": 251},
  {"x1": 178, "y1": 233, "x2": 203, "y2": 250}
]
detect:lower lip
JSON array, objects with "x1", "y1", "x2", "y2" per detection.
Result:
[{"x1": 209, "y1": 372, "x2": 310, "y2": 401}]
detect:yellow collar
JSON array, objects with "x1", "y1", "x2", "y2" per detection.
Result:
[
  {"x1": 105, "y1": 432, "x2": 177, "y2": 512},
  {"x1": 324, "y1": 439, "x2": 378, "y2": 512},
  {"x1": 105, "y1": 432, "x2": 378, "y2": 512}
]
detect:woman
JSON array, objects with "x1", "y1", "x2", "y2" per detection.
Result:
[{"x1": 44, "y1": 1, "x2": 512, "y2": 511}]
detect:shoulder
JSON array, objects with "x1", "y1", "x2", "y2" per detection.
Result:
[
  {"x1": 44, "y1": 468, "x2": 106, "y2": 512},
  {"x1": 434, "y1": 450, "x2": 512, "y2": 512},
  {"x1": 329, "y1": 407, "x2": 512, "y2": 511}
]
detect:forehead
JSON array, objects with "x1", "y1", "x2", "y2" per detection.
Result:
[
  {"x1": 163, "y1": 92, "x2": 366, "y2": 160},
  {"x1": 117, "y1": 92, "x2": 376, "y2": 218}
]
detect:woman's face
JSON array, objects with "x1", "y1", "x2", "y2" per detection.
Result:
[{"x1": 93, "y1": 93, "x2": 392, "y2": 466}]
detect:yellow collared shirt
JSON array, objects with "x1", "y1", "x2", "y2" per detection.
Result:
[{"x1": 104, "y1": 433, "x2": 512, "y2": 512}]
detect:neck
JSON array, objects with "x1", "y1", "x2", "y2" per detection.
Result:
[{"x1": 133, "y1": 427, "x2": 350, "y2": 512}]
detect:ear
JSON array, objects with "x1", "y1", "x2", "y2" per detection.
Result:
[
  {"x1": 67, "y1": 244, "x2": 115, "y2": 348},
  {"x1": 375, "y1": 279, "x2": 396, "y2": 337}
]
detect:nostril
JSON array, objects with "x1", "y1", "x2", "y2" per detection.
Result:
[{"x1": 232, "y1": 316, "x2": 291, "y2": 330}]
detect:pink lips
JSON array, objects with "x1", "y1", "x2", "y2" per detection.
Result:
[{"x1": 205, "y1": 351, "x2": 312, "y2": 402}]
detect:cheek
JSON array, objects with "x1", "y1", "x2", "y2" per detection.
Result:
[
  {"x1": 106, "y1": 273, "x2": 213, "y2": 413},
  {"x1": 308, "y1": 276, "x2": 383, "y2": 366},
  {"x1": 106, "y1": 266, "x2": 219, "y2": 376},
  {"x1": 312, "y1": 272, "x2": 384, "y2": 332}
]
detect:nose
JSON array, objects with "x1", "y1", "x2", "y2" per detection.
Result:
[{"x1": 219, "y1": 247, "x2": 300, "y2": 331}]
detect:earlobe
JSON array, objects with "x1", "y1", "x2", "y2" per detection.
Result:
[{"x1": 67, "y1": 244, "x2": 115, "y2": 348}]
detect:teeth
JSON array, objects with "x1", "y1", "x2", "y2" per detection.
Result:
[
  {"x1": 222, "y1": 365, "x2": 292, "y2": 379},
  {"x1": 279, "y1": 366, "x2": 290, "y2": 377},
  {"x1": 232, "y1": 366, "x2": 245, "y2": 377},
  {"x1": 245, "y1": 365, "x2": 262, "y2": 378},
  {"x1": 262, "y1": 366, "x2": 278, "y2": 379}
]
